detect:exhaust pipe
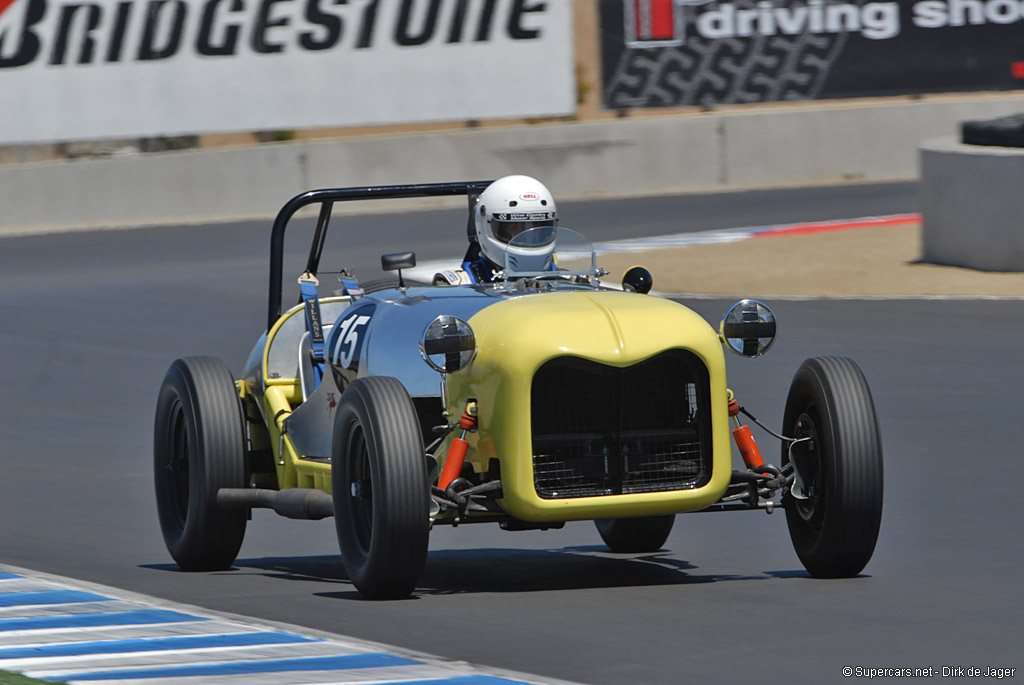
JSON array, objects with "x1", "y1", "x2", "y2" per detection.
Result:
[{"x1": 217, "y1": 488, "x2": 334, "y2": 520}]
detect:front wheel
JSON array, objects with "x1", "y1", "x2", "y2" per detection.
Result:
[
  {"x1": 332, "y1": 376, "x2": 430, "y2": 599},
  {"x1": 782, "y1": 357, "x2": 883, "y2": 578},
  {"x1": 153, "y1": 357, "x2": 248, "y2": 571},
  {"x1": 595, "y1": 515, "x2": 675, "y2": 553}
]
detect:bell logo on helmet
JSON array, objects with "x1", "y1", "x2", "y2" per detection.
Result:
[{"x1": 520, "y1": 192, "x2": 539, "y2": 201}]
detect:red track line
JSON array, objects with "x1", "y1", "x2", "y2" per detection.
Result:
[{"x1": 752, "y1": 213, "x2": 921, "y2": 239}]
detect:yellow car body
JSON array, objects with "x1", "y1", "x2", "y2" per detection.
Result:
[{"x1": 447, "y1": 290, "x2": 731, "y2": 521}]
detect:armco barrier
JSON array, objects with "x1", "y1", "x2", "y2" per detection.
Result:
[
  {"x1": 4, "y1": 93, "x2": 1024, "y2": 234},
  {"x1": 921, "y1": 136, "x2": 1024, "y2": 272}
]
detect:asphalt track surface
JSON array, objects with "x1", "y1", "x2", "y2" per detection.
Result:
[{"x1": 1, "y1": 181, "x2": 1020, "y2": 684}]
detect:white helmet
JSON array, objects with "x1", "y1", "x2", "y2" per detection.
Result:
[{"x1": 474, "y1": 175, "x2": 558, "y2": 269}]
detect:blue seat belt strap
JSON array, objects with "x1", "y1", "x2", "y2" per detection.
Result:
[{"x1": 298, "y1": 273, "x2": 325, "y2": 390}]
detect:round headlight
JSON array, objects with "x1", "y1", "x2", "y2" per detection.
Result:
[
  {"x1": 621, "y1": 266, "x2": 653, "y2": 294},
  {"x1": 720, "y1": 299, "x2": 777, "y2": 358},
  {"x1": 420, "y1": 315, "x2": 477, "y2": 373}
]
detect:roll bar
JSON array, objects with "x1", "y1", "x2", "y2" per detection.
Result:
[{"x1": 268, "y1": 181, "x2": 492, "y2": 331}]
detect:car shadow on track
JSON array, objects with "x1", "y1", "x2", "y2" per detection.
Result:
[
  {"x1": 144, "y1": 547, "x2": 790, "y2": 599},
  {"x1": 408, "y1": 546, "x2": 771, "y2": 596},
  {"x1": 174, "y1": 546, "x2": 775, "y2": 599},
  {"x1": 141, "y1": 557, "x2": 347, "y2": 584}
]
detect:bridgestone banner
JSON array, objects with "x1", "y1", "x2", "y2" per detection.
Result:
[
  {"x1": 0, "y1": 0, "x2": 574, "y2": 144},
  {"x1": 601, "y1": 0, "x2": 1024, "y2": 109}
]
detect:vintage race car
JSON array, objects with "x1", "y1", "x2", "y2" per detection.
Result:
[{"x1": 154, "y1": 181, "x2": 884, "y2": 599}]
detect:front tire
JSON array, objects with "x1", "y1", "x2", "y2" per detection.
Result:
[
  {"x1": 332, "y1": 377, "x2": 430, "y2": 599},
  {"x1": 782, "y1": 357, "x2": 883, "y2": 578},
  {"x1": 154, "y1": 357, "x2": 248, "y2": 571},
  {"x1": 595, "y1": 515, "x2": 675, "y2": 553}
]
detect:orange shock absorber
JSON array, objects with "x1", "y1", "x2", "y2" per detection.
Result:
[
  {"x1": 729, "y1": 397, "x2": 764, "y2": 469},
  {"x1": 438, "y1": 437, "x2": 468, "y2": 490},
  {"x1": 732, "y1": 425, "x2": 764, "y2": 470},
  {"x1": 438, "y1": 403, "x2": 477, "y2": 490}
]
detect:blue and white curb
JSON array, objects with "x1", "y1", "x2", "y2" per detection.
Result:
[{"x1": 0, "y1": 566, "x2": 579, "y2": 685}]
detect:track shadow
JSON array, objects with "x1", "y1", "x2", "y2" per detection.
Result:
[
  {"x1": 763, "y1": 569, "x2": 872, "y2": 580},
  {"x1": 327, "y1": 546, "x2": 766, "y2": 599},
  {"x1": 145, "y1": 548, "x2": 776, "y2": 599},
  {"x1": 763, "y1": 569, "x2": 813, "y2": 579},
  {"x1": 413, "y1": 547, "x2": 709, "y2": 596},
  {"x1": 140, "y1": 556, "x2": 347, "y2": 584},
  {"x1": 227, "y1": 556, "x2": 349, "y2": 584}
]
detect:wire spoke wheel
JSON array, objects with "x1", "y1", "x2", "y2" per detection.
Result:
[
  {"x1": 782, "y1": 357, "x2": 883, "y2": 578},
  {"x1": 332, "y1": 376, "x2": 429, "y2": 600}
]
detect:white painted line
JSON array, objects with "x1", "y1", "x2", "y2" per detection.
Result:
[
  {"x1": 0, "y1": 600, "x2": 139, "y2": 618},
  {"x1": 0, "y1": 640, "x2": 354, "y2": 671},
  {"x1": 0, "y1": 622, "x2": 266, "y2": 648}
]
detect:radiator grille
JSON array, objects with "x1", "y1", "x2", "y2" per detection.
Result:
[{"x1": 531, "y1": 351, "x2": 712, "y2": 499}]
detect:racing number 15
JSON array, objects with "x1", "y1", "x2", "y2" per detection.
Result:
[{"x1": 332, "y1": 315, "x2": 371, "y2": 368}]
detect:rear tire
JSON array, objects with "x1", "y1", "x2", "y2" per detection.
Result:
[
  {"x1": 154, "y1": 357, "x2": 248, "y2": 571},
  {"x1": 782, "y1": 357, "x2": 883, "y2": 578},
  {"x1": 332, "y1": 376, "x2": 430, "y2": 599},
  {"x1": 595, "y1": 515, "x2": 675, "y2": 553}
]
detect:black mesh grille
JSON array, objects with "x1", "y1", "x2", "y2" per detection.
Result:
[{"x1": 531, "y1": 351, "x2": 712, "y2": 499}]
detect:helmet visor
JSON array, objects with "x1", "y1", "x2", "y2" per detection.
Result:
[{"x1": 491, "y1": 212, "x2": 556, "y2": 245}]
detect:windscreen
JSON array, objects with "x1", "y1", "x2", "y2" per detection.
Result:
[{"x1": 504, "y1": 227, "x2": 598, "y2": 279}]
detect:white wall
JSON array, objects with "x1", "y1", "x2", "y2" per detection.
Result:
[
  {"x1": 921, "y1": 136, "x2": 1024, "y2": 271},
  {"x1": 4, "y1": 93, "x2": 1024, "y2": 234}
]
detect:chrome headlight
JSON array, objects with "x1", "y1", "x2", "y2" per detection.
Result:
[
  {"x1": 420, "y1": 315, "x2": 477, "y2": 373},
  {"x1": 720, "y1": 300, "x2": 777, "y2": 358}
]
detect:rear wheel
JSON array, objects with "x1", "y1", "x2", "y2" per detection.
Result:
[
  {"x1": 332, "y1": 376, "x2": 430, "y2": 599},
  {"x1": 782, "y1": 357, "x2": 883, "y2": 577},
  {"x1": 595, "y1": 515, "x2": 675, "y2": 553},
  {"x1": 154, "y1": 357, "x2": 248, "y2": 571}
]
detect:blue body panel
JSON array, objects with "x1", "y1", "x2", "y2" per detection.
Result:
[{"x1": 325, "y1": 286, "x2": 503, "y2": 397}]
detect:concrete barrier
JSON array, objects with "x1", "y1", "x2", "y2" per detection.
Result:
[
  {"x1": 5, "y1": 93, "x2": 1024, "y2": 234},
  {"x1": 921, "y1": 136, "x2": 1024, "y2": 272}
]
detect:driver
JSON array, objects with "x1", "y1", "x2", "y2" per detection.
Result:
[{"x1": 434, "y1": 175, "x2": 558, "y2": 285}]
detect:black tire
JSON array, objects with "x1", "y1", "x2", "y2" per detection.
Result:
[
  {"x1": 359, "y1": 278, "x2": 430, "y2": 294},
  {"x1": 595, "y1": 515, "x2": 675, "y2": 553},
  {"x1": 782, "y1": 357, "x2": 883, "y2": 578},
  {"x1": 154, "y1": 357, "x2": 247, "y2": 571},
  {"x1": 332, "y1": 376, "x2": 430, "y2": 599}
]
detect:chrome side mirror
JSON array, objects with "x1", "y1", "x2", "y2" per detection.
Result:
[{"x1": 720, "y1": 300, "x2": 777, "y2": 357}]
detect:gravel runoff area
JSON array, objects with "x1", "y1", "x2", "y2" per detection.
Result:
[{"x1": 598, "y1": 220, "x2": 1024, "y2": 299}]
